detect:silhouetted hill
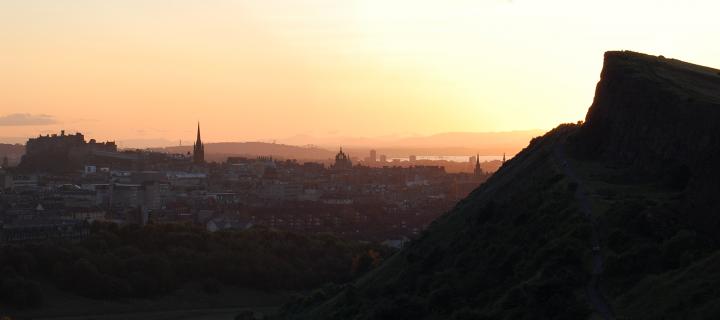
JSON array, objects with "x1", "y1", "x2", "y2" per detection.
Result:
[
  {"x1": 285, "y1": 52, "x2": 720, "y2": 319},
  {"x1": 158, "y1": 142, "x2": 335, "y2": 161}
]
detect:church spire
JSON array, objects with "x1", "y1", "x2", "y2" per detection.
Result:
[
  {"x1": 196, "y1": 122, "x2": 201, "y2": 143},
  {"x1": 193, "y1": 122, "x2": 205, "y2": 164}
]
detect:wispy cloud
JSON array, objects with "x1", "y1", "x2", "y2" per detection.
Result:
[{"x1": 0, "y1": 113, "x2": 57, "y2": 126}]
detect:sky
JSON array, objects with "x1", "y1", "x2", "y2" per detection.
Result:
[{"x1": 1, "y1": 0, "x2": 719, "y2": 147}]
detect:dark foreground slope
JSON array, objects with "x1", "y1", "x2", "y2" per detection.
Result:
[
  {"x1": 285, "y1": 52, "x2": 720, "y2": 320},
  {"x1": 0, "y1": 223, "x2": 393, "y2": 318}
]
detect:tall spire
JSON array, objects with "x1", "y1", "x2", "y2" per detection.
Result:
[
  {"x1": 193, "y1": 122, "x2": 205, "y2": 164},
  {"x1": 474, "y1": 153, "x2": 482, "y2": 176},
  {"x1": 196, "y1": 122, "x2": 201, "y2": 144}
]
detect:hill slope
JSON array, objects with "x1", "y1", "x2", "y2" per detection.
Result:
[
  {"x1": 158, "y1": 142, "x2": 335, "y2": 161},
  {"x1": 285, "y1": 51, "x2": 720, "y2": 319}
]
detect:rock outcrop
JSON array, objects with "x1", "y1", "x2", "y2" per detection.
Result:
[{"x1": 577, "y1": 51, "x2": 720, "y2": 235}]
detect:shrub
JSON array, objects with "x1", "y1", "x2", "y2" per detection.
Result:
[{"x1": 0, "y1": 277, "x2": 43, "y2": 308}]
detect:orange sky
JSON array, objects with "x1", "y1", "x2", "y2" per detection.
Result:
[{"x1": 1, "y1": 0, "x2": 719, "y2": 147}]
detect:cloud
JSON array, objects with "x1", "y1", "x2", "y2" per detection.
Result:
[{"x1": 0, "y1": 113, "x2": 57, "y2": 126}]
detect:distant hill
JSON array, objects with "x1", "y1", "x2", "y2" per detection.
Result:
[
  {"x1": 286, "y1": 52, "x2": 720, "y2": 319},
  {"x1": 280, "y1": 130, "x2": 544, "y2": 156},
  {"x1": 392, "y1": 130, "x2": 545, "y2": 148},
  {"x1": 157, "y1": 142, "x2": 336, "y2": 162},
  {"x1": 115, "y1": 138, "x2": 176, "y2": 149}
]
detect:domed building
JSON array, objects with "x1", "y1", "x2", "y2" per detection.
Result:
[{"x1": 332, "y1": 147, "x2": 353, "y2": 170}]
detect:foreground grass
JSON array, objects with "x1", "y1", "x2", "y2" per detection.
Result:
[{"x1": 3, "y1": 281, "x2": 291, "y2": 319}]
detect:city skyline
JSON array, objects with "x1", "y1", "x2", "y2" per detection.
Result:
[
  {"x1": 5, "y1": 127, "x2": 514, "y2": 166},
  {"x1": 0, "y1": 125, "x2": 544, "y2": 153},
  {"x1": 2, "y1": 1, "x2": 720, "y2": 317}
]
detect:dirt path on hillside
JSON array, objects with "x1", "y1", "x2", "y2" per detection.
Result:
[{"x1": 554, "y1": 144, "x2": 615, "y2": 320}]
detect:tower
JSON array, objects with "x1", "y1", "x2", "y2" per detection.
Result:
[
  {"x1": 193, "y1": 122, "x2": 205, "y2": 164},
  {"x1": 333, "y1": 147, "x2": 352, "y2": 170},
  {"x1": 474, "y1": 153, "x2": 483, "y2": 176}
]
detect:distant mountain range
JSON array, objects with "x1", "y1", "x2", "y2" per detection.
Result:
[
  {"x1": 154, "y1": 130, "x2": 545, "y2": 161},
  {"x1": 279, "y1": 130, "x2": 545, "y2": 153},
  {"x1": 155, "y1": 142, "x2": 336, "y2": 162},
  {"x1": 2, "y1": 130, "x2": 544, "y2": 162}
]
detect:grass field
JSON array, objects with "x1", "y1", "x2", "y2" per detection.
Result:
[{"x1": 2, "y1": 282, "x2": 292, "y2": 320}]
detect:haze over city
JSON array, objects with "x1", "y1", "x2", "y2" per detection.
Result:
[
  {"x1": 2, "y1": 0, "x2": 719, "y2": 147},
  {"x1": 3, "y1": 1, "x2": 720, "y2": 319}
]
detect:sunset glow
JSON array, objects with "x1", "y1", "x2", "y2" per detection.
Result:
[{"x1": 1, "y1": 0, "x2": 719, "y2": 146}]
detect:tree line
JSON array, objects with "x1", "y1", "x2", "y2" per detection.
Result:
[{"x1": 0, "y1": 222, "x2": 393, "y2": 308}]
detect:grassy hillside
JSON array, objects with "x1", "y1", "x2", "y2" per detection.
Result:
[
  {"x1": 0, "y1": 223, "x2": 393, "y2": 315},
  {"x1": 285, "y1": 123, "x2": 720, "y2": 319},
  {"x1": 286, "y1": 52, "x2": 720, "y2": 319},
  {"x1": 285, "y1": 124, "x2": 596, "y2": 319}
]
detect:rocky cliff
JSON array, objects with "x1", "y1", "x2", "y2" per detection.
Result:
[
  {"x1": 577, "y1": 51, "x2": 720, "y2": 236},
  {"x1": 285, "y1": 52, "x2": 720, "y2": 320}
]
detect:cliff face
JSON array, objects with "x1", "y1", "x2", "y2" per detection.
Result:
[
  {"x1": 287, "y1": 52, "x2": 720, "y2": 320},
  {"x1": 578, "y1": 51, "x2": 720, "y2": 234}
]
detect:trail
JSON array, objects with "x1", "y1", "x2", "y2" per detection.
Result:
[{"x1": 554, "y1": 144, "x2": 615, "y2": 320}]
